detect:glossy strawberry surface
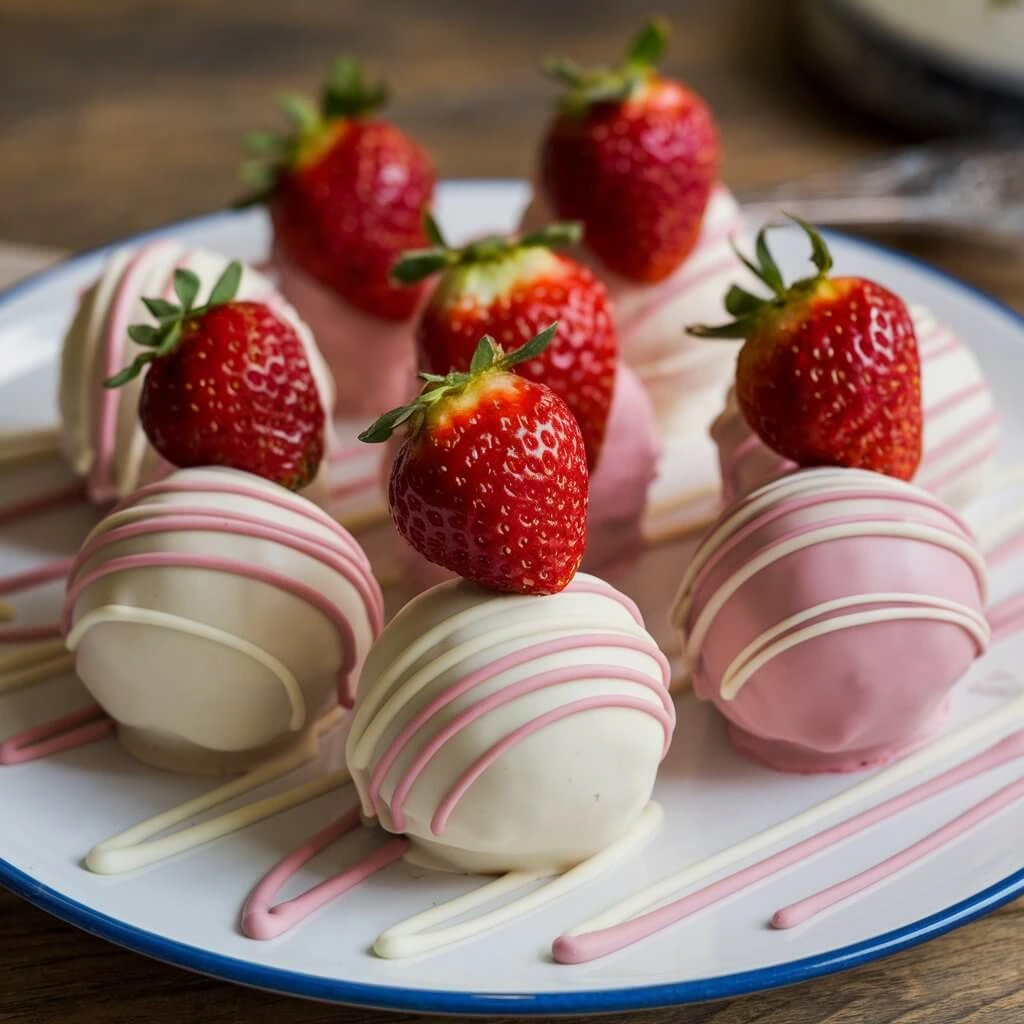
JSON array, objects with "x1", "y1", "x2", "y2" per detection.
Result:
[
  {"x1": 271, "y1": 119, "x2": 436, "y2": 320},
  {"x1": 416, "y1": 249, "x2": 616, "y2": 467},
  {"x1": 735, "y1": 277, "x2": 922, "y2": 479},
  {"x1": 541, "y1": 77, "x2": 719, "y2": 282},
  {"x1": 140, "y1": 301, "x2": 326, "y2": 490},
  {"x1": 388, "y1": 372, "x2": 588, "y2": 595}
]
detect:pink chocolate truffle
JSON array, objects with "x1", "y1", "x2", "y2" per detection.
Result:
[{"x1": 672, "y1": 467, "x2": 989, "y2": 773}]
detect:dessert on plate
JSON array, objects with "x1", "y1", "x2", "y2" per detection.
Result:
[
  {"x1": 520, "y1": 21, "x2": 750, "y2": 527},
  {"x1": 0, "y1": 242, "x2": 336, "y2": 514},
  {"x1": 347, "y1": 572, "x2": 673, "y2": 874},
  {"x1": 388, "y1": 218, "x2": 660, "y2": 575},
  {"x1": 242, "y1": 57, "x2": 435, "y2": 418},
  {"x1": 62, "y1": 466, "x2": 382, "y2": 774},
  {"x1": 674, "y1": 467, "x2": 990, "y2": 772},
  {"x1": 240, "y1": 365, "x2": 673, "y2": 951},
  {"x1": 712, "y1": 304, "x2": 1000, "y2": 509}
]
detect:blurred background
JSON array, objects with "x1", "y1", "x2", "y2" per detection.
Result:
[{"x1": 0, "y1": 0, "x2": 1021, "y2": 302}]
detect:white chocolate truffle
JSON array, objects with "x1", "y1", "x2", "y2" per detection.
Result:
[
  {"x1": 59, "y1": 241, "x2": 337, "y2": 504},
  {"x1": 346, "y1": 573, "x2": 674, "y2": 874},
  {"x1": 712, "y1": 306, "x2": 1000, "y2": 509},
  {"x1": 62, "y1": 467, "x2": 382, "y2": 775}
]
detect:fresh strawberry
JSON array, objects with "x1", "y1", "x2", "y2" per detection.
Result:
[
  {"x1": 539, "y1": 19, "x2": 719, "y2": 283},
  {"x1": 690, "y1": 217, "x2": 922, "y2": 479},
  {"x1": 392, "y1": 215, "x2": 616, "y2": 467},
  {"x1": 241, "y1": 57, "x2": 435, "y2": 320},
  {"x1": 105, "y1": 262, "x2": 325, "y2": 490},
  {"x1": 360, "y1": 325, "x2": 588, "y2": 595}
]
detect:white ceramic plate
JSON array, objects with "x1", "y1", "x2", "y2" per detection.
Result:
[{"x1": 1, "y1": 180, "x2": 1023, "y2": 1016}]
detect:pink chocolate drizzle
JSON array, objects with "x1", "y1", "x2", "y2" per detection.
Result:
[
  {"x1": 0, "y1": 705, "x2": 113, "y2": 765},
  {"x1": 61, "y1": 486, "x2": 383, "y2": 707},
  {"x1": 369, "y1": 633, "x2": 673, "y2": 832},
  {"x1": 241, "y1": 806, "x2": 409, "y2": 940},
  {"x1": 552, "y1": 728, "x2": 1024, "y2": 963},
  {"x1": 0, "y1": 482, "x2": 88, "y2": 529},
  {"x1": 0, "y1": 557, "x2": 73, "y2": 644},
  {"x1": 91, "y1": 245, "x2": 158, "y2": 501}
]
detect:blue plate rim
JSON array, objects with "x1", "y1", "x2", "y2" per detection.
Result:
[{"x1": 0, "y1": 183, "x2": 1022, "y2": 1015}]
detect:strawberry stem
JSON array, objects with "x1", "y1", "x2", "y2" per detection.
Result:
[
  {"x1": 103, "y1": 260, "x2": 244, "y2": 389},
  {"x1": 236, "y1": 55, "x2": 389, "y2": 207},
  {"x1": 688, "y1": 216, "x2": 836, "y2": 340},
  {"x1": 391, "y1": 215, "x2": 583, "y2": 286},
  {"x1": 359, "y1": 323, "x2": 559, "y2": 443},
  {"x1": 542, "y1": 18, "x2": 668, "y2": 113}
]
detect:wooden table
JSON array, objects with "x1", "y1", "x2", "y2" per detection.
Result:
[{"x1": 0, "y1": 1, "x2": 1021, "y2": 1021}]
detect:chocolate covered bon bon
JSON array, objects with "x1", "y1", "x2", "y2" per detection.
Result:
[
  {"x1": 346, "y1": 572, "x2": 674, "y2": 873},
  {"x1": 62, "y1": 466, "x2": 382, "y2": 775},
  {"x1": 673, "y1": 468, "x2": 989, "y2": 773}
]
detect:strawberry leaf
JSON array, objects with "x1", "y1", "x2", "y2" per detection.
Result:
[
  {"x1": 422, "y1": 208, "x2": 447, "y2": 248},
  {"x1": 141, "y1": 297, "x2": 179, "y2": 320},
  {"x1": 244, "y1": 131, "x2": 289, "y2": 156},
  {"x1": 390, "y1": 248, "x2": 453, "y2": 284},
  {"x1": 103, "y1": 351, "x2": 158, "y2": 388},
  {"x1": 358, "y1": 403, "x2": 419, "y2": 444},
  {"x1": 173, "y1": 269, "x2": 201, "y2": 312},
  {"x1": 207, "y1": 261, "x2": 243, "y2": 308},
  {"x1": 753, "y1": 226, "x2": 786, "y2": 297},
  {"x1": 786, "y1": 213, "x2": 834, "y2": 276},
  {"x1": 688, "y1": 316, "x2": 758, "y2": 340},
  {"x1": 470, "y1": 336, "x2": 500, "y2": 374},
  {"x1": 277, "y1": 92, "x2": 321, "y2": 135},
  {"x1": 497, "y1": 322, "x2": 558, "y2": 369},
  {"x1": 322, "y1": 56, "x2": 389, "y2": 119},
  {"x1": 518, "y1": 221, "x2": 583, "y2": 250},
  {"x1": 127, "y1": 324, "x2": 160, "y2": 346},
  {"x1": 626, "y1": 18, "x2": 668, "y2": 69},
  {"x1": 724, "y1": 285, "x2": 766, "y2": 317}
]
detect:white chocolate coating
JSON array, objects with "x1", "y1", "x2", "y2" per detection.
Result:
[
  {"x1": 63, "y1": 467, "x2": 382, "y2": 775},
  {"x1": 59, "y1": 242, "x2": 337, "y2": 504},
  {"x1": 346, "y1": 574, "x2": 674, "y2": 873}
]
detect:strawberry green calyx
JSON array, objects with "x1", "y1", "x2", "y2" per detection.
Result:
[
  {"x1": 238, "y1": 56, "x2": 389, "y2": 203},
  {"x1": 359, "y1": 322, "x2": 559, "y2": 443},
  {"x1": 688, "y1": 215, "x2": 835, "y2": 340},
  {"x1": 391, "y1": 211, "x2": 582, "y2": 286},
  {"x1": 542, "y1": 18, "x2": 669, "y2": 113},
  {"x1": 103, "y1": 261, "x2": 243, "y2": 389}
]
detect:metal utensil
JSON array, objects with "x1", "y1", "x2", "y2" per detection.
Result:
[{"x1": 738, "y1": 142, "x2": 1024, "y2": 247}]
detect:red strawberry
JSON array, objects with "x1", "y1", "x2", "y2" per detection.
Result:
[
  {"x1": 242, "y1": 57, "x2": 435, "y2": 320},
  {"x1": 539, "y1": 19, "x2": 719, "y2": 283},
  {"x1": 105, "y1": 262, "x2": 325, "y2": 490},
  {"x1": 360, "y1": 325, "x2": 588, "y2": 595},
  {"x1": 690, "y1": 218, "x2": 922, "y2": 479},
  {"x1": 392, "y1": 216, "x2": 616, "y2": 468}
]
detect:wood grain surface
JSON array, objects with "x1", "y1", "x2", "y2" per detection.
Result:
[{"x1": 0, "y1": 1, "x2": 1021, "y2": 1021}]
